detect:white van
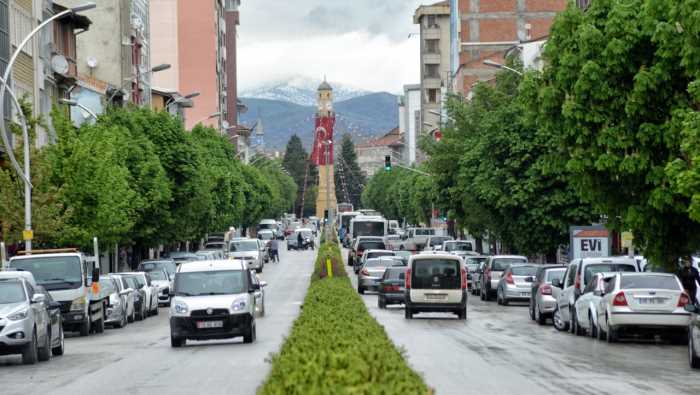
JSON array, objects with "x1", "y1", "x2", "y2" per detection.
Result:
[
  {"x1": 404, "y1": 254, "x2": 467, "y2": 320},
  {"x1": 169, "y1": 260, "x2": 262, "y2": 347}
]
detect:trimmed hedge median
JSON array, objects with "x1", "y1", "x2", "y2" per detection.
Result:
[{"x1": 258, "y1": 241, "x2": 429, "y2": 395}]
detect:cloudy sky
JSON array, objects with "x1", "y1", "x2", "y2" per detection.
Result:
[{"x1": 238, "y1": 0, "x2": 427, "y2": 93}]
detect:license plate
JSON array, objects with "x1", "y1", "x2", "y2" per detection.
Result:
[
  {"x1": 521, "y1": 293, "x2": 530, "y2": 297},
  {"x1": 196, "y1": 320, "x2": 223, "y2": 329},
  {"x1": 425, "y1": 294, "x2": 447, "y2": 300},
  {"x1": 638, "y1": 298, "x2": 665, "y2": 305}
]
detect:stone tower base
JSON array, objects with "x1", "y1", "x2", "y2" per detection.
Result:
[{"x1": 316, "y1": 164, "x2": 337, "y2": 219}]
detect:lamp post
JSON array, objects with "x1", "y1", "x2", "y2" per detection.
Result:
[
  {"x1": 107, "y1": 63, "x2": 171, "y2": 103},
  {"x1": 483, "y1": 59, "x2": 523, "y2": 76},
  {"x1": 0, "y1": 2, "x2": 97, "y2": 252},
  {"x1": 59, "y1": 98, "x2": 98, "y2": 120},
  {"x1": 194, "y1": 111, "x2": 221, "y2": 125},
  {"x1": 165, "y1": 91, "x2": 199, "y2": 113}
]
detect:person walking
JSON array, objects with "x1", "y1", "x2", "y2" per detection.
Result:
[
  {"x1": 297, "y1": 231, "x2": 304, "y2": 251},
  {"x1": 678, "y1": 256, "x2": 700, "y2": 305},
  {"x1": 269, "y1": 238, "x2": 279, "y2": 263}
]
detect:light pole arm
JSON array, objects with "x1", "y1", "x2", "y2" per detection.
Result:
[{"x1": 75, "y1": 102, "x2": 98, "y2": 120}]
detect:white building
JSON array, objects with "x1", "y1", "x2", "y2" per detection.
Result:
[{"x1": 398, "y1": 84, "x2": 421, "y2": 165}]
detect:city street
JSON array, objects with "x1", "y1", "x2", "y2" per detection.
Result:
[
  {"x1": 344, "y1": 249, "x2": 700, "y2": 395},
  {"x1": 0, "y1": 248, "x2": 316, "y2": 395}
]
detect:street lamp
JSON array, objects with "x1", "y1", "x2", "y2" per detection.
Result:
[
  {"x1": 107, "y1": 63, "x2": 172, "y2": 102},
  {"x1": 194, "y1": 111, "x2": 221, "y2": 124},
  {"x1": 483, "y1": 59, "x2": 523, "y2": 76},
  {"x1": 166, "y1": 91, "x2": 200, "y2": 112},
  {"x1": 59, "y1": 98, "x2": 98, "y2": 120},
  {"x1": 0, "y1": 2, "x2": 97, "y2": 252}
]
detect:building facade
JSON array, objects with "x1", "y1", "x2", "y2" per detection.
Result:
[
  {"x1": 413, "y1": 1, "x2": 451, "y2": 136},
  {"x1": 397, "y1": 84, "x2": 421, "y2": 165},
  {"x1": 355, "y1": 127, "x2": 404, "y2": 178}
]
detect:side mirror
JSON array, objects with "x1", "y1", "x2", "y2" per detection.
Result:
[
  {"x1": 551, "y1": 278, "x2": 562, "y2": 288},
  {"x1": 31, "y1": 293, "x2": 46, "y2": 304},
  {"x1": 260, "y1": 281, "x2": 268, "y2": 288},
  {"x1": 249, "y1": 283, "x2": 261, "y2": 293},
  {"x1": 685, "y1": 304, "x2": 698, "y2": 313},
  {"x1": 92, "y1": 267, "x2": 100, "y2": 283}
]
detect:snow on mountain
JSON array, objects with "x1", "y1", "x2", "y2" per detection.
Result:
[{"x1": 240, "y1": 75, "x2": 370, "y2": 106}]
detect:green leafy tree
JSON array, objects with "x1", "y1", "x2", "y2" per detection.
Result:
[
  {"x1": 536, "y1": 0, "x2": 700, "y2": 267},
  {"x1": 335, "y1": 133, "x2": 366, "y2": 208}
]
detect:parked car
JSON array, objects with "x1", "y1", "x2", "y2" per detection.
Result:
[
  {"x1": 496, "y1": 264, "x2": 539, "y2": 305},
  {"x1": 124, "y1": 275, "x2": 146, "y2": 321},
  {"x1": 132, "y1": 272, "x2": 159, "y2": 316},
  {"x1": 595, "y1": 272, "x2": 691, "y2": 343},
  {"x1": 480, "y1": 255, "x2": 528, "y2": 301},
  {"x1": 287, "y1": 228, "x2": 315, "y2": 251},
  {"x1": 553, "y1": 257, "x2": 637, "y2": 332},
  {"x1": 249, "y1": 270, "x2": 267, "y2": 317},
  {"x1": 529, "y1": 265, "x2": 566, "y2": 325},
  {"x1": 357, "y1": 257, "x2": 405, "y2": 294},
  {"x1": 348, "y1": 236, "x2": 386, "y2": 268},
  {"x1": 404, "y1": 254, "x2": 467, "y2": 320},
  {"x1": 34, "y1": 285, "x2": 64, "y2": 358},
  {"x1": 166, "y1": 251, "x2": 201, "y2": 264},
  {"x1": 685, "y1": 303, "x2": 700, "y2": 369},
  {"x1": 378, "y1": 266, "x2": 409, "y2": 308},
  {"x1": 229, "y1": 238, "x2": 264, "y2": 273},
  {"x1": 464, "y1": 256, "x2": 488, "y2": 294},
  {"x1": 0, "y1": 273, "x2": 53, "y2": 364},
  {"x1": 138, "y1": 259, "x2": 176, "y2": 278},
  {"x1": 146, "y1": 268, "x2": 172, "y2": 306},
  {"x1": 425, "y1": 236, "x2": 454, "y2": 251},
  {"x1": 392, "y1": 250, "x2": 413, "y2": 266},
  {"x1": 122, "y1": 274, "x2": 154, "y2": 320},
  {"x1": 109, "y1": 274, "x2": 135, "y2": 323},
  {"x1": 384, "y1": 234, "x2": 403, "y2": 251},
  {"x1": 203, "y1": 241, "x2": 226, "y2": 251},
  {"x1": 195, "y1": 250, "x2": 222, "y2": 261},
  {"x1": 572, "y1": 272, "x2": 615, "y2": 336},
  {"x1": 100, "y1": 276, "x2": 128, "y2": 328},
  {"x1": 170, "y1": 260, "x2": 259, "y2": 347},
  {"x1": 355, "y1": 249, "x2": 395, "y2": 274}
]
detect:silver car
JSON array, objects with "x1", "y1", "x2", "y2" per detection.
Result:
[
  {"x1": 109, "y1": 274, "x2": 136, "y2": 323},
  {"x1": 101, "y1": 276, "x2": 128, "y2": 328},
  {"x1": 496, "y1": 264, "x2": 539, "y2": 305},
  {"x1": 357, "y1": 257, "x2": 404, "y2": 294},
  {"x1": 529, "y1": 266, "x2": 566, "y2": 325},
  {"x1": 572, "y1": 272, "x2": 614, "y2": 337},
  {"x1": 480, "y1": 255, "x2": 528, "y2": 301},
  {"x1": 0, "y1": 273, "x2": 52, "y2": 364},
  {"x1": 229, "y1": 238, "x2": 264, "y2": 273}
]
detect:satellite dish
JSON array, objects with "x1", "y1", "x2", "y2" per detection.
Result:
[
  {"x1": 86, "y1": 56, "x2": 98, "y2": 68},
  {"x1": 222, "y1": 120, "x2": 230, "y2": 129},
  {"x1": 51, "y1": 55, "x2": 69, "y2": 75}
]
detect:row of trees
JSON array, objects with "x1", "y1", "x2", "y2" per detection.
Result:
[
  {"x1": 363, "y1": 1, "x2": 700, "y2": 267},
  {"x1": 361, "y1": 167, "x2": 435, "y2": 227},
  {"x1": 0, "y1": 105, "x2": 296, "y2": 255}
]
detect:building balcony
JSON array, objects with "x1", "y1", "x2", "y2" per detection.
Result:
[
  {"x1": 422, "y1": 53, "x2": 441, "y2": 64},
  {"x1": 422, "y1": 27, "x2": 441, "y2": 40},
  {"x1": 422, "y1": 77, "x2": 442, "y2": 89}
]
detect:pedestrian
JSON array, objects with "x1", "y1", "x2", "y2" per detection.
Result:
[
  {"x1": 269, "y1": 238, "x2": 279, "y2": 263},
  {"x1": 678, "y1": 256, "x2": 700, "y2": 305},
  {"x1": 297, "y1": 231, "x2": 304, "y2": 251}
]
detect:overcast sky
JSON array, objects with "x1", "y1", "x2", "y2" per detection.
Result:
[{"x1": 238, "y1": 0, "x2": 427, "y2": 93}]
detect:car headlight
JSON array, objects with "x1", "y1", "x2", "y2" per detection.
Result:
[
  {"x1": 172, "y1": 302, "x2": 189, "y2": 316},
  {"x1": 70, "y1": 296, "x2": 87, "y2": 311},
  {"x1": 231, "y1": 297, "x2": 247, "y2": 313},
  {"x1": 7, "y1": 308, "x2": 29, "y2": 321}
]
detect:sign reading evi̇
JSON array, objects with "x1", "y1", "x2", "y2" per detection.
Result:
[{"x1": 570, "y1": 226, "x2": 611, "y2": 260}]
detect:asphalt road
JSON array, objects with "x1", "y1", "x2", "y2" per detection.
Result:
[
  {"x1": 0, "y1": 246, "x2": 316, "y2": 395},
  {"x1": 344, "y1": 248, "x2": 700, "y2": 395}
]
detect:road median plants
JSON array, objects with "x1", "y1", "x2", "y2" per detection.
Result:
[{"x1": 259, "y1": 240, "x2": 430, "y2": 395}]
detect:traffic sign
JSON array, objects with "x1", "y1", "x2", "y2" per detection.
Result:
[{"x1": 22, "y1": 229, "x2": 33, "y2": 241}]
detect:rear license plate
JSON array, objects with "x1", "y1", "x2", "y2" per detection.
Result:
[
  {"x1": 521, "y1": 292, "x2": 530, "y2": 297},
  {"x1": 638, "y1": 298, "x2": 665, "y2": 305},
  {"x1": 197, "y1": 320, "x2": 223, "y2": 329},
  {"x1": 425, "y1": 294, "x2": 447, "y2": 300}
]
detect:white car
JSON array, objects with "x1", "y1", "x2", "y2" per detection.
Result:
[
  {"x1": 229, "y1": 238, "x2": 264, "y2": 273},
  {"x1": 404, "y1": 254, "x2": 467, "y2": 320},
  {"x1": 572, "y1": 272, "x2": 615, "y2": 337},
  {"x1": 169, "y1": 260, "x2": 259, "y2": 347},
  {"x1": 146, "y1": 268, "x2": 172, "y2": 306},
  {"x1": 121, "y1": 272, "x2": 159, "y2": 316},
  {"x1": 595, "y1": 272, "x2": 692, "y2": 343}
]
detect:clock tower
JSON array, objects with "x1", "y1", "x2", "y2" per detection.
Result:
[{"x1": 310, "y1": 78, "x2": 337, "y2": 220}]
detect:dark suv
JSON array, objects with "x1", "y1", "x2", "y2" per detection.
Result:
[{"x1": 347, "y1": 236, "x2": 385, "y2": 267}]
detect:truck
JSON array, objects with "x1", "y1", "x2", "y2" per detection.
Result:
[
  {"x1": 349, "y1": 216, "x2": 388, "y2": 247},
  {"x1": 338, "y1": 211, "x2": 360, "y2": 247},
  {"x1": 7, "y1": 239, "x2": 107, "y2": 337}
]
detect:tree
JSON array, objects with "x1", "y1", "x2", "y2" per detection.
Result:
[
  {"x1": 335, "y1": 133, "x2": 366, "y2": 209},
  {"x1": 536, "y1": 0, "x2": 700, "y2": 267},
  {"x1": 282, "y1": 134, "x2": 317, "y2": 216}
]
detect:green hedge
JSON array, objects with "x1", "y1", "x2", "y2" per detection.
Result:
[
  {"x1": 259, "y1": 242, "x2": 429, "y2": 395},
  {"x1": 313, "y1": 241, "x2": 346, "y2": 279}
]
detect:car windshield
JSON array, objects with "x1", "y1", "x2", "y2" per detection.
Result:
[
  {"x1": 174, "y1": 270, "x2": 245, "y2": 296},
  {"x1": 368, "y1": 251, "x2": 393, "y2": 259},
  {"x1": 511, "y1": 266, "x2": 538, "y2": 276},
  {"x1": 445, "y1": 242, "x2": 472, "y2": 251},
  {"x1": 259, "y1": 233, "x2": 273, "y2": 240},
  {"x1": 364, "y1": 259, "x2": 385, "y2": 267},
  {"x1": 492, "y1": 258, "x2": 527, "y2": 271},
  {"x1": 10, "y1": 256, "x2": 82, "y2": 290},
  {"x1": 386, "y1": 268, "x2": 408, "y2": 280},
  {"x1": 545, "y1": 269, "x2": 566, "y2": 283},
  {"x1": 230, "y1": 240, "x2": 258, "y2": 252},
  {"x1": 353, "y1": 221, "x2": 385, "y2": 237},
  {"x1": 141, "y1": 261, "x2": 176, "y2": 276},
  {"x1": 429, "y1": 237, "x2": 451, "y2": 246},
  {"x1": 412, "y1": 259, "x2": 461, "y2": 289},
  {"x1": 621, "y1": 275, "x2": 680, "y2": 290},
  {"x1": 359, "y1": 241, "x2": 385, "y2": 250},
  {"x1": 148, "y1": 270, "x2": 167, "y2": 281},
  {"x1": 0, "y1": 281, "x2": 26, "y2": 304},
  {"x1": 584, "y1": 264, "x2": 636, "y2": 284},
  {"x1": 130, "y1": 275, "x2": 145, "y2": 288},
  {"x1": 466, "y1": 263, "x2": 480, "y2": 272},
  {"x1": 99, "y1": 279, "x2": 117, "y2": 295}
]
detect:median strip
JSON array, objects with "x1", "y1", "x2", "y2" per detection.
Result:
[{"x1": 258, "y1": 240, "x2": 430, "y2": 395}]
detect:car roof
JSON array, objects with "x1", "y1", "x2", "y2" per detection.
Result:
[
  {"x1": 10, "y1": 252, "x2": 82, "y2": 261},
  {"x1": 177, "y1": 259, "x2": 247, "y2": 273},
  {"x1": 617, "y1": 272, "x2": 675, "y2": 277},
  {"x1": 365, "y1": 249, "x2": 394, "y2": 254},
  {"x1": 490, "y1": 255, "x2": 528, "y2": 260},
  {"x1": 410, "y1": 253, "x2": 462, "y2": 262},
  {"x1": 357, "y1": 236, "x2": 383, "y2": 241},
  {"x1": 142, "y1": 259, "x2": 175, "y2": 263},
  {"x1": 0, "y1": 271, "x2": 36, "y2": 286},
  {"x1": 578, "y1": 257, "x2": 636, "y2": 264}
]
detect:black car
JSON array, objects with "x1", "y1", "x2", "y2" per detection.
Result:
[{"x1": 378, "y1": 266, "x2": 409, "y2": 309}]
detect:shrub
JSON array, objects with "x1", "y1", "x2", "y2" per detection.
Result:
[{"x1": 313, "y1": 241, "x2": 346, "y2": 279}]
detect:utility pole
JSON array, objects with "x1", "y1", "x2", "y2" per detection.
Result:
[{"x1": 324, "y1": 140, "x2": 332, "y2": 240}]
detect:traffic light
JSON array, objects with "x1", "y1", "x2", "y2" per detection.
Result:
[{"x1": 384, "y1": 155, "x2": 391, "y2": 171}]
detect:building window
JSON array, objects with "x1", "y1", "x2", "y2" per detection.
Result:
[
  {"x1": 425, "y1": 64, "x2": 439, "y2": 79},
  {"x1": 425, "y1": 39, "x2": 439, "y2": 54},
  {"x1": 9, "y1": 3, "x2": 32, "y2": 56},
  {"x1": 426, "y1": 88, "x2": 438, "y2": 104},
  {"x1": 426, "y1": 15, "x2": 437, "y2": 28}
]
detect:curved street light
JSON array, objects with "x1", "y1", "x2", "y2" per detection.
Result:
[
  {"x1": 166, "y1": 91, "x2": 200, "y2": 112},
  {"x1": 107, "y1": 63, "x2": 172, "y2": 102},
  {"x1": 59, "y1": 98, "x2": 98, "y2": 120},
  {"x1": 483, "y1": 59, "x2": 523, "y2": 76}
]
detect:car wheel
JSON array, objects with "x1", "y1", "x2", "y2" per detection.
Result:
[
  {"x1": 128, "y1": 308, "x2": 135, "y2": 323},
  {"x1": 52, "y1": 327, "x2": 64, "y2": 356},
  {"x1": 501, "y1": 292, "x2": 509, "y2": 306},
  {"x1": 378, "y1": 296, "x2": 386, "y2": 309},
  {"x1": 171, "y1": 335, "x2": 186, "y2": 348},
  {"x1": 572, "y1": 308, "x2": 584, "y2": 336},
  {"x1": 79, "y1": 318, "x2": 90, "y2": 337},
  {"x1": 607, "y1": 319, "x2": 618, "y2": 343},
  {"x1": 597, "y1": 320, "x2": 607, "y2": 341},
  {"x1": 243, "y1": 321, "x2": 256, "y2": 343},
  {"x1": 690, "y1": 327, "x2": 700, "y2": 369},
  {"x1": 94, "y1": 313, "x2": 105, "y2": 334},
  {"x1": 496, "y1": 289, "x2": 503, "y2": 305},
  {"x1": 589, "y1": 314, "x2": 597, "y2": 339},
  {"x1": 358, "y1": 284, "x2": 365, "y2": 295},
  {"x1": 255, "y1": 267, "x2": 262, "y2": 273},
  {"x1": 405, "y1": 306, "x2": 413, "y2": 319},
  {"x1": 480, "y1": 288, "x2": 486, "y2": 301},
  {"x1": 529, "y1": 302, "x2": 535, "y2": 321},
  {"x1": 553, "y1": 307, "x2": 568, "y2": 332},
  {"x1": 458, "y1": 307, "x2": 467, "y2": 320},
  {"x1": 535, "y1": 304, "x2": 547, "y2": 325},
  {"x1": 153, "y1": 305, "x2": 159, "y2": 316},
  {"x1": 38, "y1": 330, "x2": 51, "y2": 362},
  {"x1": 22, "y1": 329, "x2": 39, "y2": 365}
]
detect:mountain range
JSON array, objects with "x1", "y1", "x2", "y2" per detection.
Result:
[{"x1": 239, "y1": 77, "x2": 398, "y2": 150}]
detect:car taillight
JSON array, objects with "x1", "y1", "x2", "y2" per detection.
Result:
[
  {"x1": 540, "y1": 284, "x2": 552, "y2": 295},
  {"x1": 405, "y1": 268, "x2": 411, "y2": 289},
  {"x1": 357, "y1": 250, "x2": 364, "y2": 256},
  {"x1": 613, "y1": 291, "x2": 628, "y2": 306},
  {"x1": 505, "y1": 273, "x2": 514, "y2": 285},
  {"x1": 461, "y1": 267, "x2": 467, "y2": 289},
  {"x1": 678, "y1": 293, "x2": 690, "y2": 308},
  {"x1": 360, "y1": 268, "x2": 369, "y2": 276},
  {"x1": 575, "y1": 272, "x2": 581, "y2": 290}
]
